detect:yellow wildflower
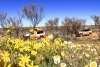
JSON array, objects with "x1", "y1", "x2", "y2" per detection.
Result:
[
  {"x1": 2, "y1": 51, "x2": 10, "y2": 62},
  {"x1": 61, "y1": 43, "x2": 66, "y2": 47},
  {"x1": 85, "y1": 65, "x2": 89, "y2": 67},
  {"x1": 33, "y1": 65, "x2": 39, "y2": 67},
  {"x1": 54, "y1": 38, "x2": 62, "y2": 44},
  {"x1": 7, "y1": 63, "x2": 11, "y2": 67},
  {"x1": 61, "y1": 51, "x2": 65, "y2": 57},
  {"x1": 33, "y1": 43, "x2": 40, "y2": 50},
  {"x1": 19, "y1": 54, "x2": 31, "y2": 67},
  {"x1": 14, "y1": 44, "x2": 19, "y2": 49},
  {"x1": 26, "y1": 61, "x2": 34, "y2": 67},
  {"x1": 31, "y1": 50, "x2": 37, "y2": 56},
  {"x1": 23, "y1": 46, "x2": 30, "y2": 51},
  {"x1": 19, "y1": 48, "x2": 24, "y2": 52},
  {"x1": 90, "y1": 61, "x2": 97, "y2": 67},
  {"x1": 18, "y1": 61, "x2": 25, "y2": 67},
  {"x1": 14, "y1": 39, "x2": 24, "y2": 49},
  {"x1": 41, "y1": 38, "x2": 50, "y2": 44},
  {"x1": 76, "y1": 47, "x2": 80, "y2": 50},
  {"x1": 60, "y1": 63, "x2": 66, "y2": 67},
  {"x1": 25, "y1": 40, "x2": 31, "y2": 45}
]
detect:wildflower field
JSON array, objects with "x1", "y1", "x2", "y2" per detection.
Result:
[
  {"x1": 0, "y1": 35, "x2": 100, "y2": 67},
  {"x1": 0, "y1": 24, "x2": 99, "y2": 67}
]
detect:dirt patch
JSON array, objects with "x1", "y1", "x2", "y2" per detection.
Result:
[{"x1": 91, "y1": 32, "x2": 99, "y2": 37}]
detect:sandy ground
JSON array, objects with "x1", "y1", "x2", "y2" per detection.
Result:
[{"x1": 91, "y1": 32, "x2": 99, "y2": 37}]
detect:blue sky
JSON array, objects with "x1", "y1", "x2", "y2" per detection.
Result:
[{"x1": 0, "y1": 0, "x2": 100, "y2": 27}]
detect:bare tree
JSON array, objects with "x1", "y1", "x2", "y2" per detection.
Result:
[
  {"x1": 62, "y1": 17, "x2": 72, "y2": 36},
  {"x1": 22, "y1": 4, "x2": 44, "y2": 29},
  {"x1": 0, "y1": 12, "x2": 10, "y2": 29},
  {"x1": 45, "y1": 18, "x2": 59, "y2": 39},
  {"x1": 0, "y1": 12, "x2": 13, "y2": 36},
  {"x1": 71, "y1": 18, "x2": 86, "y2": 37},
  {"x1": 9, "y1": 15, "x2": 23, "y2": 37},
  {"x1": 92, "y1": 15, "x2": 100, "y2": 37},
  {"x1": 45, "y1": 18, "x2": 59, "y2": 31},
  {"x1": 62, "y1": 17, "x2": 86, "y2": 38}
]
